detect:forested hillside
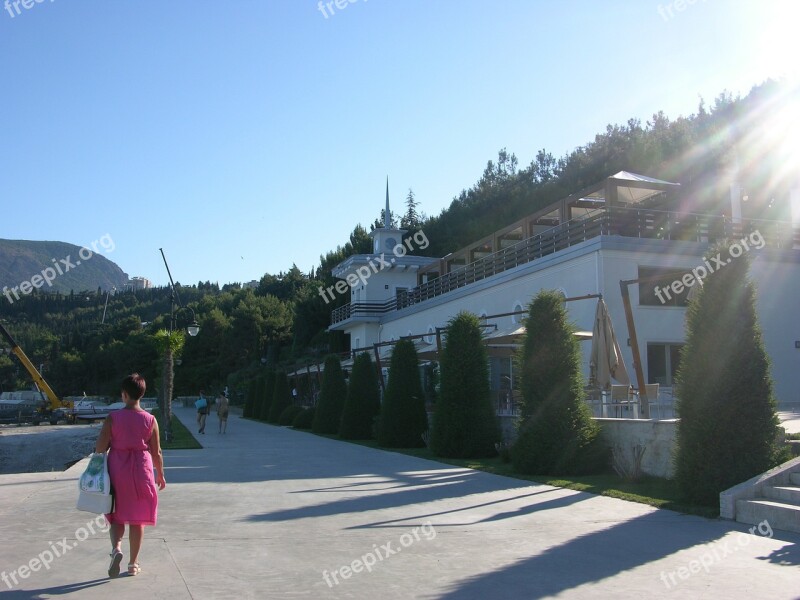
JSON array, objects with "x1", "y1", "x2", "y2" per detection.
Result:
[{"x1": 0, "y1": 79, "x2": 794, "y2": 401}]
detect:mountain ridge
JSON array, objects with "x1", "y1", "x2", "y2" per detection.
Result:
[{"x1": 0, "y1": 238, "x2": 130, "y2": 297}]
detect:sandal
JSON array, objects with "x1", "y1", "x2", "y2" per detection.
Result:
[
  {"x1": 127, "y1": 563, "x2": 141, "y2": 576},
  {"x1": 108, "y1": 549, "x2": 123, "y2": 578}
]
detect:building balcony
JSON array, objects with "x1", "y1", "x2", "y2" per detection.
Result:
[{"x1": 330, "y1": 206, "x2": 799, "y2": 327}]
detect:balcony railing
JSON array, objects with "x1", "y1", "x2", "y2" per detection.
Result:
[{"x1": 330, "y1": 207, "x2": 799, "y2": 325}]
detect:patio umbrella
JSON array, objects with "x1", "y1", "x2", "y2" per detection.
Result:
[{"x1": 590, "y1": 298, "x2": 630, "y2": 390}]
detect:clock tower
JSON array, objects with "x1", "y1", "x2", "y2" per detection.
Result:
[{"x1": 370, "y1": 177, "x2": 407, "y2": 254}]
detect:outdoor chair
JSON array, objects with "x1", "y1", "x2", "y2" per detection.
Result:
[
  {"x1": 643, "y1": 383, "x2": 659, "y2": 419},
  {"x1": 610, "y1": 384, "x2": 634, "y2": 418}
]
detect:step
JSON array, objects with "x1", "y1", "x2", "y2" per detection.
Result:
[
  {"x1": 762, "y1": 485, "x2": 800, "y2": 505},
  {"x1": 791, "y1": 472, "x2": 800, "y2": 486},
  {"x1": 736, "y1": 498, "x2": 800, "y2": 534}
]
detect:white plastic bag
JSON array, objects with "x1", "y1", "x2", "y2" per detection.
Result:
[{"x1": 76, "y1": 453, "x2": 112, "y2": 514}]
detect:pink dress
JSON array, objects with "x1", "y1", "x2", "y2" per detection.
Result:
[{"x1": 105, "y1": 409, "x2": 159, "y2": 526}]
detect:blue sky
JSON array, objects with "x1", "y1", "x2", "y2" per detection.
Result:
[{"x1": 1, "y1": 1, "x2": 796, "y2": 286}]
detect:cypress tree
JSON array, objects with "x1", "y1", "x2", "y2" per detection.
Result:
[
  {"x1": 675, "y1": 240, "x2": 780, "y2": 505},
  {"x1": 268, "y1": 371, "x2": 291, "y2": 424},
  {"x1": 339, "y1": 352, "x2": 381, "y2": 440},
  {"x1": 431, "y1": 312, "x2": 500, "y2": 457},
  {"x1": 243, "y1": 378, "x2": 256, "y2": 418},
  {"x1": 251, "y1": 375, "x2": 265, "y2": 420},
  {"x1": 512, "y1": 290, "x2": 605, "y2": 475},
  {"x1": 313, "y1": 355, "x2": 348, "y2": 434},
  {"x1": 377, "y1": 339, "x2": 428, "y2": 448},
  {"x1": 259, "y1": 371, "x2": 275, "y2": 421}
]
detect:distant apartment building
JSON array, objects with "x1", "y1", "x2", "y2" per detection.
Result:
[{"x1": 127, "y1": 276, "x2": 152, "y2": 290}]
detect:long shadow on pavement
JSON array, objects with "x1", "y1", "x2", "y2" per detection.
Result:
[
  {"x1": 433, "y1": 512, "x2": 800, "y2": 599},
  {"x1": 0, "y1": 578, "x2": 109, "y2": 599}
]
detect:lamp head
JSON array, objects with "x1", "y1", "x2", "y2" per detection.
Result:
[{"x1": 187, "y1": 320, "x2": 200, "y2": 337}]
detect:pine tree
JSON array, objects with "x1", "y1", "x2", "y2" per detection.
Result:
[
  {"x1": 401, "y1": 188, "x2": 420, "y2": 229},
  {"x1": 512, "y1": 290, "x2": 606, "y2": 475},
  {"x1": 675, "y1": 241, "x2": 780, "y2": 505},
  {"x1": 313, "y1": 355, "x2": 348, "y2": 434},
  {"x1": 377, "y1": 339, "x2": 428, "y2": 448},
  {"x1": 268, "y1": 371, "x2": 291, "y2": 424},
  {"x1": 339, "y1": 353, "x2": 381, "y2": 440},
  {"x1": 431, "y1": 312, "x2": 500, "y2": 457}
]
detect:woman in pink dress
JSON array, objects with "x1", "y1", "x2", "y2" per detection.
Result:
[{"x1": 95, "y1": 373, "x2": 166, "y2": 577}]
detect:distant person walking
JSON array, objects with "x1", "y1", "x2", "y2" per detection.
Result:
[
  {"x1": 196, "y1": 390, "x2": 209, "y2": 434},
  {"x1": 95, "y1": 373, "x2": 166, "y2": 578},
  {"x1": 216, "y1": 391, "x2": 229, "y2": 434}
]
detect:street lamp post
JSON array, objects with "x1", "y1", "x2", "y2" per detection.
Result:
[{"x1": 159, "y1": 249, "x2": 200, "y2": 442}]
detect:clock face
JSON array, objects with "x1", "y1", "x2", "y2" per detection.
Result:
[{"x1": 385, "y1": 237, "x2": 397, "y2": 251}]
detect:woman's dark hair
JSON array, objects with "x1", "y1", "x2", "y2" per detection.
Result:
[{"x1": 121, "y1": 373, "x2": 146, "y2": 400}]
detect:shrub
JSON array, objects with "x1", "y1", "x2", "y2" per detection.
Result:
[
  {"x1": 259, "y1": 371, "x2": 275, "y2": 421},
  {"x1": 675, "y1": 241, "x2": 780, "y2": 505},
  {"x1": 293, "y1": 406, "x2": 315, "y2": 429},
  {"x1": 339, "y1": 353, "x2": 381, "y2": 440},
  {"x1": 313, "y1": 355, "x2": 348, "y2": 434},
  {"x1": 431, "y1": 312, "x2": 500, "y2": 457},
  {"x1": 377, "y1": 339, "x2": 428, "y2": 448},
  {"x1": 512, "y1": 290, "x2": 606, "y2": 475},
  {"x1": 278, "y1": 404, "x2": 304, "y2": 426},
  {"x1": 268, "y1": 372, "x2": 291, "y2": 424}
]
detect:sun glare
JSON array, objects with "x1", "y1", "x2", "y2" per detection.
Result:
[{"x1": 751, "y1": 1, "x2": 800, "y2": 82}]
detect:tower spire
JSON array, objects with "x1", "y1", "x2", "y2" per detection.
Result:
[{"x1": 385, "y1": 176, "x2": 391, "y2": 228}]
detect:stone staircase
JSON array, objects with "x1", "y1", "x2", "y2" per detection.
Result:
[
  {"x1": 735, "y1": 472, "x2": 800, "y2": 533},
  {"x1": 720, "y1": 457, "x2": 800, "y2": 534}
]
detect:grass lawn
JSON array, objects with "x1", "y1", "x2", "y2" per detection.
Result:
[
  {"x1": 153, "y1": 409, "x2": 202, "y2": 450},
  {"x1": 309, "y1": 433, "x2": 718, "y2": 518}
]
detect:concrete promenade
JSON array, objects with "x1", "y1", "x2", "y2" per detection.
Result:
[{"x1": 0, "y1": 405, "x2": 798, "y2": 599}]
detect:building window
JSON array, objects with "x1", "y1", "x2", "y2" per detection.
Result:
[
  {"x1": 647, "y1": 343, "x2": 683, "y2": 386},
  {"x1": 638, "y1": 266, "x2": 689, "y2": 307},
  {"x1": 512, "y1": 303, "x2": 524, "y2": 324}
]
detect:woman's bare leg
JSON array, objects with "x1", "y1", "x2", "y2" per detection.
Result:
[
  {"x1": 129, "y1": 525, "x2": 144, "y2": 565},
  {"x1": 109, "y1": 523, "x2": 124, "y2": 552}
]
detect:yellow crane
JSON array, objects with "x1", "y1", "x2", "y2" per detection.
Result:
[{"x1": 0, "y1": 322, "x2": 73, "y2": 424}]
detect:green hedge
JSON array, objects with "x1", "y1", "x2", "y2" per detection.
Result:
[{"x1": 293, "y1": 406, "x2": 315, "y2": 429}]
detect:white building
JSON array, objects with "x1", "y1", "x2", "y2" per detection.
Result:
[
  {"x1": 127, "y1": 276, "x2": 152, "y2": 290},
  {"x1": 329, "y1": 173, "x2": 800, "y2": 413}
]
